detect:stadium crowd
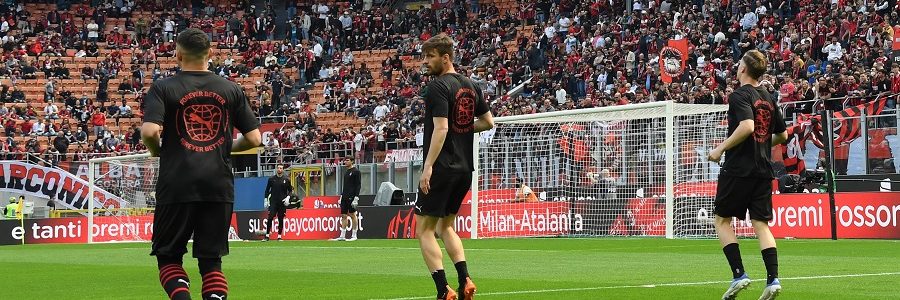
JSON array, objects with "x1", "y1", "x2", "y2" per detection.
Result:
[{"x1": 0, "y1": 0, "x2": 898, "y2": 168}]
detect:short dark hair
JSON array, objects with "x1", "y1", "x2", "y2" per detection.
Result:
[
  {"x1": 344, "y1": 157, "x2": 355, "y2": 162},
  {"x1": 176, "y1": 28, "x2": 210, "y2": 61},
  {"x1": 741, "y1": 50, "x2": 768, "y2": 80},
  {"x1": 422, "y1": 34, "x2": 455, "y2": 60}
]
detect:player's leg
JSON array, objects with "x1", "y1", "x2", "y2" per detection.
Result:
[
  {"x1": 417, "y1": 214, "x2": 455, "y2": 299},
  {"x1": 440, "y1": 173, "x2": 476, "y2": 299},
  {"x1": 748, "y1": 178, "x2": 780, "y2": 300},
  {"x1": 276, "y1": 208, "x2": 285, "y2": 240},
  {"x1": 333, "y1": 212, "x2": 348, "y2": 241},
  {"x1": 264, "y1": 208, "x2": 276, "y2": 241},
  {"x1": 191, "y1": 202, "x2": 234, "y2": 300},
  {"x1": 415, "y1": 177, "x2": 457, "y2": 300},
  {"x1": 151, "y1": 204, "x2": 194, "y2": 300},
  {"x1": 713, "y1": 175, "x2": 751, "y2": 300},
  {"x1": 438, "y1": 214, "x2": 476, "y2": 300},
  {"x1": 347, "y1": 208, "x2": 359, "y2": 241},
  {"x1": 335, "y1": 195, "x2": 350, "y2": 240}
]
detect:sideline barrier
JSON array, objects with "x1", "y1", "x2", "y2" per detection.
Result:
[{"x1": 1, "y1": 192, "x2": 897, "y2": 245}]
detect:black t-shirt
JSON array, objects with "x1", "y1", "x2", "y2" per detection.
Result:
[
  {"x1": 265, "y1": 174, "x2": 293, "y2": 206},
  {"x1": 721, "y1": 84, "x2": 787, "y2": 179},
  {"x1": 422, "y1": 73, "x2": 490, "y2": 173},
  {"x1": 341, "y1": 167, "x2": 361, "y2": 196},
  {"x1": 143, "y1": 71, "x2": 259, "y2": 204}
]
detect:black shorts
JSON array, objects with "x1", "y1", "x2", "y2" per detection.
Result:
[
  {"x1": 415, "y1": 172, "x2": 472, "y2": 217},
  {"x1": 714, "y1": 175, "x2": 773, "y2": 221},
  {"x1": 151, "y1": 202, "x2": 233, "y2": 258},
  {"x1": 340, "y1": 195, "x2": 357, "y2": 214}
]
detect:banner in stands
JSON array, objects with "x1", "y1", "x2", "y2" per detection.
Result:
[
  {"x1": 382, "y1": 149, "x2": 423, "y2": 169},
  {"x1": 0, "y1": 161, "x2": 126, "y2": 211},
  {"x1": 659, "y1": 39, "x2": 688, "y2": 83},
  {"x1": 836, "y1": 174, "x2": 900, "y2": 192},
  {"x1": 893, "y1": 25, "x2": 900, "y2": 67}
]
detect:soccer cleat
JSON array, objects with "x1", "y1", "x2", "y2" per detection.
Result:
[
  {"x1": 262, "y1": 237, "x2": 269, "y2": 242},
  {"x1": 329, "y1": 237, "x2": 345, "y2": 241},
  {"x1": 346, "y1": 237, "x2": 357, "y2": 241},
  {"x1": 722, "y1": 273, "x2": 751, "y2": 300},
  {"x1": 439, "y1": 285, "x2": 458, "y2": 300},
  {"x1": 457, "y1": 277, "x2": 476, "y2": 300},
  {"x1": 758, "y1": 278, "x2": 781, "y2": 300},
  {"x1": 277, "y1": 237, "x2": 283, "y2": 241}
]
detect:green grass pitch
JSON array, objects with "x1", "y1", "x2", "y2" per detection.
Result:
[{"x1": 1, "y1": 238, "x2": 898, "y2": 299}]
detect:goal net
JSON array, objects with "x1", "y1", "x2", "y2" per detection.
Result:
[
  {"x1": 473, "y1": 101, "x2": 733, "y2": 239},
  {"x1": 88, "y1": 153, "x2": 158, "y2": 243}
]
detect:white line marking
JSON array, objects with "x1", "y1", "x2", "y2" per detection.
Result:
[{"x1": 371, "y1": 272, "x2": 900, "y2": 300}]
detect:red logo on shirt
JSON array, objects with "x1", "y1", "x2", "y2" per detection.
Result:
[
  {"x1": 753, "y1": 99, "x2": 773, "y2": 143},
  {"x1": 177, "y1": 91, "x2": 227, "y2": 152},
  {"x1": 452, "y1": 88, "x2": 476, "y2": 134}
]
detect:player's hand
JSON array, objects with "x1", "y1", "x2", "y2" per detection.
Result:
[
  {"x1": 708, "y1": 147, "x2": 723, "y2": 163},
  {"x1": 419, "y1": 165, "x2": 432, "y2": 194}
]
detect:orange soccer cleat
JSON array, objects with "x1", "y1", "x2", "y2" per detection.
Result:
[
  {"x1": 442, "y1": 285, "x2": 458, "y2": 300},
  {"x1": 459, "y1": 277, "x2": 476, "y2": 300}
]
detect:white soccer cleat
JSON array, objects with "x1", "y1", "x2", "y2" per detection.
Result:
[
  {"x1": 329, "y1": 237, "x2": 345, "y2": 241},
  {"x1": 758, "y1": 279, "x2": 781, "y2": 300},
  {"x1": 346, "y1": 237, "x2": 357, "y2": 241},
  {"x1": 722, "y1": 274, "x2": 751, "y2": 300}
]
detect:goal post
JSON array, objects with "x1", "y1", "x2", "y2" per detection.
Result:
[
  {"x1": 87, "y1": 153, "x2": 158, "y2": 243},
  {"x1": 472, "y1": 101, "x2": 729, "y2": 239}
]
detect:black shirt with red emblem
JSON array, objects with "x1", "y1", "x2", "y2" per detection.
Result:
[
  {"x1": 144, "y1": 71, "x2": 259, "y2": 204},
  {"x1": 422, "y1": 73, "x2": 490, "y2": 174},
  {"x1": 721, "y1": 84, "x2": 787, "y2": 179}
]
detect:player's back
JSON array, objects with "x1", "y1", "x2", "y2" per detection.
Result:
[
  {"x1": 722, "y1": 84, "x2": 786, "y2": 179},
  {"x1": 143, "y1": 71, "x2": 258, "y2": 203},
  {"x1": 422, "y1": 73, "x2": 490, "y2": 174}
]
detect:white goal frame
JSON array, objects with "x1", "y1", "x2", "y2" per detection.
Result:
[
  {"x1": 87, "y1": 152, "x2": 153, "y2": 243},
  {"x1": 471, "y1": 101, "x2": 729, "y2": 239}
]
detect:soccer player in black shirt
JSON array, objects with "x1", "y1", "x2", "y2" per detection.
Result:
[
  {"x1": 264, "y1": 164, "x2": 293, "y2": 241},
  {"x1": 416, "y1": 34, "x2": 494, "y2": 300},
  {"x1": 707, "y1": 50, "x2": 787, "y2": 300},
  {"x1": 141, "y1": 28, "x2": 261, "y2": 300},
  {"x1": 332, "y1": 157, "x2": 361, "y2": 241}
]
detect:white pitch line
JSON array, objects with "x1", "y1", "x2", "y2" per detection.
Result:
[
  {"x1": 371, "y1": 272, "x2": 900, "y2": 300},
  {"x1": 117, "y1": 244, "x2": 705, "y2": 253}
]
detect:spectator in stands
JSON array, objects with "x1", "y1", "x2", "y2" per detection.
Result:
[
  {"x1": 53, "y1": 131, "x2": 69, "y2": 161},
  {"x1": 31, "y1": 117, "x2": 46, "y2": 136},
  {"x1": 91, "y1": 110, "x2": 106, "y2": 137},
  {"x1": 25, "y1": 135, "x2": 39, "y2": 153},
  {"x1": 73, "y1": 126, "x2": 88, "y2": 145},
  {"x1": 45, "y1": 101, "x2": 60, "y2": 119},
  {"x1": 44, "y1": 78, "x2": 55, "y2": 102}
]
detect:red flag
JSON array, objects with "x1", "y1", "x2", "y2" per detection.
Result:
[
  {"x1": 660, "y1": 39, "x2": 688, "y2": 83},
  {"x1": 809, "y1": 96, "x2": 888, "y2": 149}
]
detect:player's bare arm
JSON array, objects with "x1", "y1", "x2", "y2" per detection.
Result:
[
  {"x1": 420, "y1": 117, "x2": 448, "y2": 195},
  {"x1": 474, "y1": 111, "x2": 495, "y2": 133},
  {"x1": 140, "y1": 122, "x2": 162, "y2": 157},
  {"x1": 708, "y1": 119, "x2": 753, "y2": 163},
  {"x1": 233, "y1": 128, "x2": 262, "y2": 152}
]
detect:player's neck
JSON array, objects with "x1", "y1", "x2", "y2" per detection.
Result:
[
  {"x1": 739, "y1": 77, "x2": 759, "y2": 87},
  {"x1": 181, "y1": 66, "x2": 211, "y2": 72},
  {"x1": 439, "y1": 65, "x2": 457, "y2": 76},
  {"x1": 180, "y1": 60, "x2": 211, "y2": 72}
]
